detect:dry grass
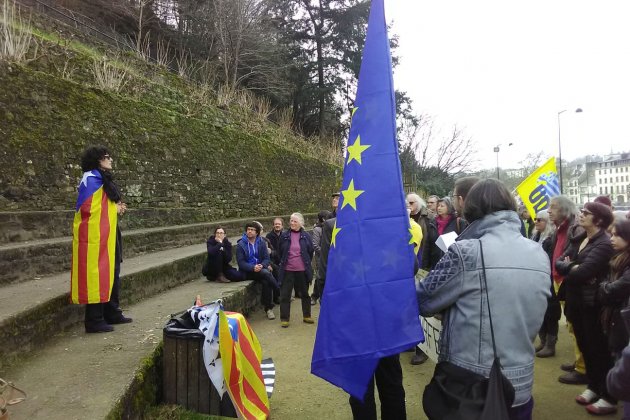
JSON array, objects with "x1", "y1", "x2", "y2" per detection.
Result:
[
  {"x1": 0, "y1": 0, "x2": 35, "y2": 62},
  {"x1": 155, "y1": 37, "x2": 172, "y2": 68},
  {"x1": 91, "y1": 57, "x2": 127, "y2": 92}
]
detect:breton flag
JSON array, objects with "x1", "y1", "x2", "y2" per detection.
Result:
[
  {"x1": 311, "y1": 0, "x2": 424, "y2": 401},
  {"x1": 219, "y1": 310, "x2": 270, "y2": 419},
  {"x1": 70, "y1": 170, "x2": 117, "y2": 304},
  {"x1": 516, "y1": 157, "x2": 560, "y2": 220}
]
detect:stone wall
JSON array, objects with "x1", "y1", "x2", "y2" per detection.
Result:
[{"x1": 0, "y1": 63, "x2": 340, "y2": 221}]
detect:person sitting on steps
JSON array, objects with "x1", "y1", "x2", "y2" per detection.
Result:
[{"x1": 203, "y1": 226, "x2": 245, "y2": 283}]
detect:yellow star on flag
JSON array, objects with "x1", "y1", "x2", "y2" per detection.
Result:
[
  {"x1": 346, "y1": 135, "x2": 371, "y2": 165},
  {"x1": 331, "y1": 221, "x2": 341, "y2": 248},
  {"x1": 341, "y1": 179, "x2": 365, "y2": 211}
]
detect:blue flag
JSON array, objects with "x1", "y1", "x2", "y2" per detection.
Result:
[{"x1": 311, "y1": 0, "x2": 424, "y2": 400}]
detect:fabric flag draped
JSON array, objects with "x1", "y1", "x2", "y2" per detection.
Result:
[
  {"x1": 70, "y1": 169, "x2": 117, "y2": 304},
  {"x1": 516, "y1": 157, "x2": 560, "y2": 220},
  {"x1": 219, "y1": 310, "x2": 270, "y2": 419},
  {"x1": 311, "y1": 0, "x2": 424, "y2": 401}
]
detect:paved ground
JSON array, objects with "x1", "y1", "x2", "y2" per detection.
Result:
[{"x1": 250, "y1": 299, "x2": 624, "y2": 420}]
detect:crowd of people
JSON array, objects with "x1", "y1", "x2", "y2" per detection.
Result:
[{"x1": 73, "y1": 145, "x2": 630, "y2": 419}]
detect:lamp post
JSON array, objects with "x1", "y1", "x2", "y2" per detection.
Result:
[
  {"x1": 557, "y1": 108, "x2": 583, "y2": 194},
  {"x1": 493, "y1": 143, "x2": 513, "y2": 180}
]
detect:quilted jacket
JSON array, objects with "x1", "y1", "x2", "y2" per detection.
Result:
[{"x1": 416, "y1": 210, "x2": 551, "y2": 406}]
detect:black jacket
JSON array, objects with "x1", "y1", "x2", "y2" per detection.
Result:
[
  {"x1": 265, "y1": 230, "x2": 284, "y2": 264},
  {"x1": 599, "y1": 264, "x2": 630, "y2": 353},
  {"x1": 559, "y1": 229, "x2": 613, "y2": 316},
  {"x1": 206, "y1": 235, "x2": 234, "y2": 267},
  {"x1": 425, "y1": 216, "x2": 468, "y2": 270}
]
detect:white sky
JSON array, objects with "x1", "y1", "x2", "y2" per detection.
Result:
[{"x1": 384, "y1": 0, "x2": 630, "y2": 171}]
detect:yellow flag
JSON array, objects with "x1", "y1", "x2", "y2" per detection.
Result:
[{"x1": 515, "y1": 157, "x2": 561, "y2": 219}]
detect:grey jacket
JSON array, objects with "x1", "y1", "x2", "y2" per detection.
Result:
[{"x1": 417, "y1": 211, "x2": 551, "y2": 406}]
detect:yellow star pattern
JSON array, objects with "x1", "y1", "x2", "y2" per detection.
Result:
[
  {"x1": 408, "y1": 220, "x2": 423, "y2": 255},
  {"x1": 341, "y1": 179, "x2": 365, "y2": 211},
  {"x1": 331, "y1": 221, "x2": 341, "y2": 248},
  {"x1": 351, "y1": 107, "x2": 358, "y2": 117},
  {"x1": 346, "y1": 135, "x2": 371, "y2": 165}
]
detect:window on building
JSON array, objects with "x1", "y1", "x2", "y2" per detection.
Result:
[
  {"x1": 600, "y1": 187, "x2": 603, "y2": 194},
  {"x1": 605, "y1": 186, "x2": 608, "y2": 194},
  {"x1": 617, "y1": 176, "x2": 620, "y2": 182}
]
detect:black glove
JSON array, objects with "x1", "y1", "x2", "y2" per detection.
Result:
[{"x1": 555, "y1": 259, "x2": 575, "y2": 276}]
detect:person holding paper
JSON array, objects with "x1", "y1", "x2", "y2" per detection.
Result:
[{"x1": 426, "y1": 196, "x2": 468, "y2": 269}]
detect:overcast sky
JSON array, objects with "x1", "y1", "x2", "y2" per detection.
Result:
[{"x1": 383, "y1": 0, "x2": 630, "y2": 171}]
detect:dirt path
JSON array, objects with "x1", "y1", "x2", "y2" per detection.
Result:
[{"x1": 249, "y1": 299, "x2": 623, "y2": 419}]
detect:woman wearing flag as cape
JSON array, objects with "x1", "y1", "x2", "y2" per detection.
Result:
[{"x1": 71, "y1": 145, "x2": 132, "y2": 333}]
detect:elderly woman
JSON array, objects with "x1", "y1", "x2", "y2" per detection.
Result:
[
  {"x1": 278, "y1": 212, "x2": 314, "y2": 328},
  {"x1": 556, "y1": 202, "x2": 615, "y2": 415},
  {"x1": 530, "y1": 210, "x2": 559, "y2": 358},
  {"x1": 426, "y1": 196, "x2": 468, "y2": 269},
  {"x1": 417, "y1": 179, "x2": 550, "y2": 419},
  {"x1": 72, "y1": 145, "x2": 132, "y2": 333}
]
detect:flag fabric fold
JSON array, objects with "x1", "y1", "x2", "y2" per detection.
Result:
[
  {"x1": 516, "y1": 157, "x2": 560, "y2": 219},
  {"x1": 219, "y1": 310, "x2": 270, "y2": 419},
  {"x1": 311, "y1": 0, "x2": 423, "y2": 401},
  {"x1": 70, "y1": 169, "x2": 117, "y2": 304}
]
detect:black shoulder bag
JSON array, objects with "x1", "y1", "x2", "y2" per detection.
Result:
[{"x1": 422, "y1": 241, "x2": 515, "y2": 420}]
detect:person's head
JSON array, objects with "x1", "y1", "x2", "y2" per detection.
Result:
[
  {"x1": 436, "y1": 196, "x2": 455, "y2": 218},
  {"x1": 611, "y1": 219, "x2": 630, "y2": 253},
  {"x1": 427, "y1": 195, "x2": 439, "y2": 212},
  {"x1": 317, "y1": 210, "x2": 332, "y2": 224},
  {"x1": 331, "y1": 192, "x2": 340, "y2": 210},
  {"x1": 579, "y1": 202, "x2": 613, "y2": 231},
  {"x1": 594, "y1": 195, "x2": 613, "y2": 209},
  {"x1": 289, "y1": 212, "x2": 304, "y2": 231},
  {"x1": 214, "y1": 226, "x2": 226, "y2": 239},
  {"x1": 245, "y1": 222, "x2": 260, "y2": 239},
  {"x1": 533, "y1": 210, "x2": 554, "y2": 240},
  {"x1": 519, "y1": 206, "x2": 531, "y2": 221},
  {"x1": 463, "y1": 179, "x2": 517, "y2": 223},
  {"x1": 252, "y1": 221, "x2": 264, "y2": 235},
  {"x1": 548, "y1": 196, "x2": 576, "y2": 226},
  {"x1": 81, "y1": 145, "x2": 112, "y2": 172},
  {"x1": 453, "y1": 176, "x2": 480, "y2": 213},
  {"x1": 272, "y1": 217, "x2": 284, "y2": 233},
  {"x1": 406, "y1": 193, "x2": 425, "y2": 215}
]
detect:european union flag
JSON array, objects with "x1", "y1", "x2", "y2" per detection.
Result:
[{"x1": 311, "y1": 0, "x2": 424, "y2": 400}]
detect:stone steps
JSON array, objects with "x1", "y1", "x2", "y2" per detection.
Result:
[
  {"x1": 2, "y1": 276, "x2": 260, "y2": 420},
  {"x1": 0, "y1": 243, "x2": 208, "y2": 372},
  {"x1": 0, "y1": 214, "x2": 303, "y2": 285}
]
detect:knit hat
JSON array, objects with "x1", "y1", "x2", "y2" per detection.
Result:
[
  {"x1": 594, "y1": 195, "x2": 612, "y2": 208},
  {"x1": 583, "y1": 202, "x2": 614, "y2": 229}
]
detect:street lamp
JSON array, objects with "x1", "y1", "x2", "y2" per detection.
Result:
[
  {"x1": 557, "y1": 108, "x2": 583, "y2": 194},
  {"x1": 494, "y1": 143, "x2": 513, "y2": 180}
]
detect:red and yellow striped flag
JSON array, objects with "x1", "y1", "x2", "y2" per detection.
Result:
[
  {"x1": 70, "y1": 170, "x2": 117, "y2": 304},
  {"x1": 219, "y1": 310, "x2": 270, "y2": 419}
]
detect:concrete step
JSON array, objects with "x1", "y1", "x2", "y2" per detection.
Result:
[
  {"x1": 2, "y1": 277, "x2": 261, "y2": 420},
  {"x1": 0, "y1": 243, "x2": 208, "y2": 371},
  {"x1": 0, "y1": 214, "x2": 304, "y2": 285}
]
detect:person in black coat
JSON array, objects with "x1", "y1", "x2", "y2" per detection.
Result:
[
  {"x1": 598, "y1": 219, "x2": 630, "y2": 358},
  {"x1": 204, "y1": 227, "x2": 245, "y2": 283},
  {"x1": 555, "y1": 202, "x2": 616, "y2": 415},
  {"x1": 424, "y1": 196, "x2": 468, "y2": 270}
]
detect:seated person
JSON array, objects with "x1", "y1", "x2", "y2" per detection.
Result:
[
  {"x1": 236, "y1": 222, "x2": 281, "y2": 320},
  {"x1": 204, "y1": 227, "x2": 245, "y2": 283}
]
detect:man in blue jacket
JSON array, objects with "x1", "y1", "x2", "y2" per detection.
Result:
[{"x1": 236, "y1": 222, "x2": 280, "y2": 320}]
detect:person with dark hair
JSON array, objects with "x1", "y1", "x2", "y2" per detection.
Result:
[
  {"x1": 311, "y1": 210, "x2": 332, "y2": 305},
  {"x1": 425, "y1": 196, "x2": 468, "y2": 269},
  {"x1": 203, "y1": 227, "x2": 245, "y2": 283},
  {"x1": 266, "y1": 218, "x2": 284, "y2": 266},
  {"x1": 452, "y1": 176, "x2": 480, "y2": 216},
  {"x1": 331, "y1": 192, "x2": 340, "y2": 217},
  {"x1": 555, "y1": 202, "x2": 616, "y2": 415},
  {"x1": 598, "y1": 219, "x2": 630, "y2": 358},
  {"x1": 72, "y1": 145, "x2": 132, "y2": 333},
  {"x1": 417, "y1": 178, "x2": 550, "y2": 418},
  {"x1": 236, "y1": 222, "x2": 280, "y2": 320}
]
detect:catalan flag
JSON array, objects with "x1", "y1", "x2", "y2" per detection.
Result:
[
  {"x1": 70, "y1": 170, "x2": 117, "y2": 304},
  {"x1": 311, "y1": 0, "x2": 423, "y2": 401},
  {"x1": 219, "y1": 310, "x2": 270, "y2": 419},
  {"x1": 516, "y1": 157, "x2": 560, "y2": 221}
]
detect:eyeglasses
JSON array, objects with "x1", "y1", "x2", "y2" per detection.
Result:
[
  {"x1": 101, "y1": 154, "x2": 112, "y2": 160},
  {"x1": 216, "y1": 232, "x2": 226, "y2": 235},
  {"x1": 534, "y1": 218, "x2": 546, "y2": 222},
  {"x1": 408, "y1": 201, "x2": 416, "y2": 204},
  {"x1": 580, "y1": 209, "x2": 593, "y2": 216}
]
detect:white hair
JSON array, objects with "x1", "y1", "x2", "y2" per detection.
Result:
[
  {"x1": 290, "y1": 212, "x2": 305, "y2": 227},
  {"x1": 406, "y1": 193, "x2": 426, "y2": 209},
  {"x1": 531, "y1": 210, "x2": 555, "y2": 242}
]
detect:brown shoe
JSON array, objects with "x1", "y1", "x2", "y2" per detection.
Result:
[
  {"x1": 216, "y1": 274, "x2": 231, "y2": 283},
  {"x1": 561, "y1": 362, "x2": 576, "y2": 372},
  {"x1": 559, "y1": 370, "x2": 588, "y2": 385}
]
